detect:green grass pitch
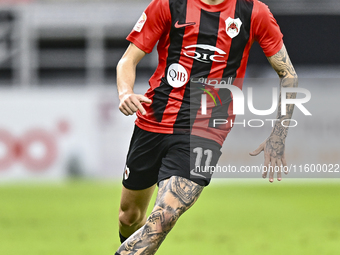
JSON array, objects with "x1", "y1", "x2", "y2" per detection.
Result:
[{"x1": 0, "y1": 180, "x2": 339, "y2": 255}]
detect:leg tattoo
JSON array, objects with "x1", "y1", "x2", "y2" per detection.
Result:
[{"x1": 117, "y1": 176, "x2": 203, "y2": 255}]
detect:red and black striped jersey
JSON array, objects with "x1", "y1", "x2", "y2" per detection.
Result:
[{"x1": 127, "y1": 0, "x2": 283, "y2": 145}]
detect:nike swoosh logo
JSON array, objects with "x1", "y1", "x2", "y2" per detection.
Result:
[
  {"x1": 190, "y1": 169, "x2": 207, "y2": 179},
  {"x1": 174, "y1": 21, "x2": 196, "y2": 29}
]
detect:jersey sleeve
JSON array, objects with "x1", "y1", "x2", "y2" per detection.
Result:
[
  {"x1": 126, "y1": 0, "x2": 170, "y2": 54},
  {"x1": 251, "y1": 1, "x2": 283, "y2": 57}
]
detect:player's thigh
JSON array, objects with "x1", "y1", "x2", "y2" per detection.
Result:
[
  {"x1": 123, "y1": 125, "x2": 167, "y2": 190},
  {"x1": 159, "y1": 134, "x2": 222, "y2": 187}
]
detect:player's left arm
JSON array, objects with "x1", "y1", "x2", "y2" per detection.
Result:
[{"x1": 250, "y1": 44, "x2": 298, "y2": 182}]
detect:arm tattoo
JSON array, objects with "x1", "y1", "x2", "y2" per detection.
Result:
[
  {"x1": 266, "y1": 44, "x2": 298, "y2": 158},
  {"x1": 118, "y1": 177, "x2": 203, "y2": 255}
]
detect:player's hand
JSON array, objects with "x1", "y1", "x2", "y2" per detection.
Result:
[
  {"x1": 249, "y1": 134, "x2": 288, "y2": 183},
  {"x1": 119, "y1": 93, "x2": 152, "y2": 116}
]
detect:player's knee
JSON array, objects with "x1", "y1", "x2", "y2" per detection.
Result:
[
  {"x1": 119, "y1": 207, "x2": 144, "y2": 228},
  {"x1": 147, "y1": 206, "x2": 181, "y2": 234}
]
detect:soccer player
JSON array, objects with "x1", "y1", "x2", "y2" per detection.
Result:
[{"x1": 115, "y1": 0, "x2": 298, "y2": 254}]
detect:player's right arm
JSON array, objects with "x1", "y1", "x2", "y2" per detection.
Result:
[{"x1": 116, "y1": 43, "x2": 152, "y2": 116}]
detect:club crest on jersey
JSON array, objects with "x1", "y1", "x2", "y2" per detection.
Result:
[
  {"x1": 225, "y1": 17, "x2": 242, "y2": 39},
  {"x1": 133, "y1": 12, "x2": 147, "y2": 32}
]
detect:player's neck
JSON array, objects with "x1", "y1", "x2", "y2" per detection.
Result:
[{"x1": 200, "y1": 0, "x2": 225, "y2": 5}]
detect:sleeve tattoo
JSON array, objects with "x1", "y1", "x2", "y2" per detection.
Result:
[{"x1": 266, "y1": 44, "x2": 298, "y2": 158}]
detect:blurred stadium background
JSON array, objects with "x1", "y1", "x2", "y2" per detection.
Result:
[{"x1": 0, "y1": 0, "x2": 339, "y2": 254}]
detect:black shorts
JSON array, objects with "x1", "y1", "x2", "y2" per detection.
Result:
[{"x1": 122, "y1": 125, "x2": 222, "y2": 190}]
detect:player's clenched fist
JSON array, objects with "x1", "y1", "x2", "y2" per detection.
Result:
[{"x1": 119, "y1": 93, "x2": 152, "y2": 116}]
